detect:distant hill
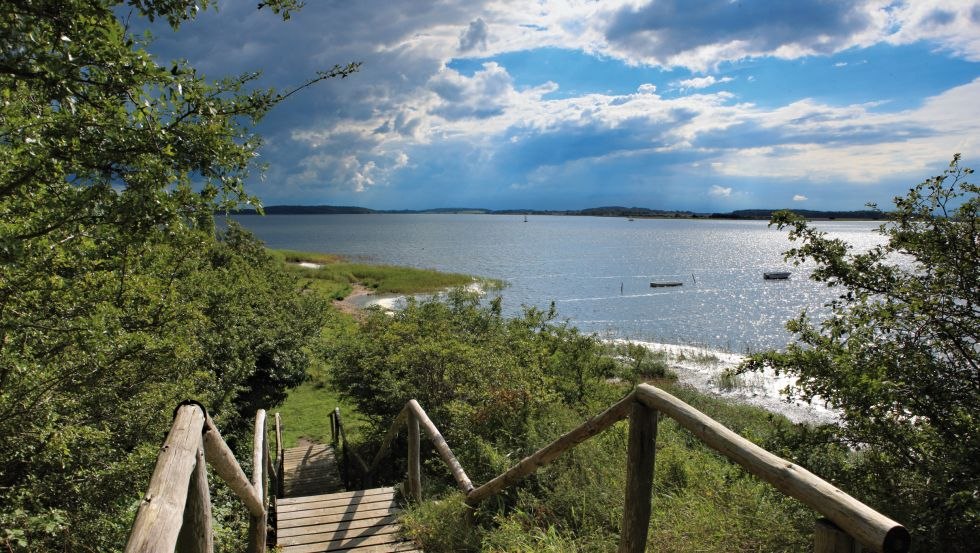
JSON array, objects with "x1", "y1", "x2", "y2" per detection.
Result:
[
  {"x1": 711, "y1": 209, "x2": 885, "y2": 220},
  {"x1": 229, "y1": 205, "x2": 884, "y2": 220}
]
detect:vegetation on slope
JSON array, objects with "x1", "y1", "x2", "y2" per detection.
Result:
[{"x1": 743, "y1": 155, "x2": 979, "y2": 550}]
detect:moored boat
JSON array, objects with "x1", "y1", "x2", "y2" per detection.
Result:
[{"x1": 763, "y1": 271, "x2": 791, "y2": 280}]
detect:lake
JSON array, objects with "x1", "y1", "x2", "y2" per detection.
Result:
[
  {"x1": 232, "y1": 213, "x2": 885, "y2": 422},
  {"x1": 232, "y1": 214, "x2": 881, "y2": 353}
]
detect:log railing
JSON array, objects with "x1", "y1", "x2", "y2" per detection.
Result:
[
  {"x1": 360, "y1": 384, "x2": 911, "y2": 553},
  {"x1": 124, "y1": 401, "x2": 278, "y2": 553}
]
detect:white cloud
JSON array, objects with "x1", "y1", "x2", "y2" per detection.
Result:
[
  {"x1": 709, "y1": 185, "x2": 733, "y2": 197},
  {"x1": 793, "y1": 194, "x2": 808, "y2": 201},
  {"x1": 674, "y1": 76, "x2": 734, "y2": 89}
]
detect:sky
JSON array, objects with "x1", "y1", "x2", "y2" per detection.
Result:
[{"x1": 144, "y1": 1, "x2": 980, "y2": 211}]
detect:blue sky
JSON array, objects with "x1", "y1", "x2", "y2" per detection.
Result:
[{"x1": 145, "y1": 1, "x2": 980, "y2": 211}]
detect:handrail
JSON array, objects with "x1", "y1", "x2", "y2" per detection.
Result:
[
  {"x1": 359, "y1": 384, "x2": 910, "y2": 553},
  {"x1": 125, "y1": 403, "x2": 272, "y2": 553},
  {"x1": 330, "y1": 407, "x2": 370, "y2": 488}
]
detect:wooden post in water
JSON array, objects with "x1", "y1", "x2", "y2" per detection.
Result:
[
  {"x1": 618, "y1": 401, "x2": 658, "y2": 553},
  {"x1": 815, "y1": 518, "x2": 861, "y2": 553},
  {"x1": 407, "y1": 409, "x2": 422, "y2": 502},
  {"x1": 125, "y1": 404, "x2": 206, "y2": 553},
  {"x1": 247, "y1": 410, "x2": 267, "y2": 553},
  {"x1": 176, "y1": 447, "x2": 213, "y2": 553}
]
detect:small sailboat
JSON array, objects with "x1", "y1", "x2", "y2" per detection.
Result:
[{"x1": 523, "y1": 214, "x2": 528, "y2": 222}]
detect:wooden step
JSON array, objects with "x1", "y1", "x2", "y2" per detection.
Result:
[{"x1": 276, "y1": 486, "x2": 415, "y2": 553}]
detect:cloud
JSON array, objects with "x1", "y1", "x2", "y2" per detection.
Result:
[
  {"x1": 709, "y1": 185, "x2": 732, "y2": 197},
  {"x1": 674, "y1": 76, "x2": 734, "y2": 89},
  {"x1": 602, "y1": 0, "x2": 882, "y2": 70},
  {"x1": 459, "y1": 18, "x2": 489, "y2": 52},
  {"x1": 793, "y1": 194, "x2": 808, "y2": 201}
]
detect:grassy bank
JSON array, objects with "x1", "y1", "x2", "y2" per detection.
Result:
[{"x1": 270, "y1": 248, "x2": 504, "y2": 300}]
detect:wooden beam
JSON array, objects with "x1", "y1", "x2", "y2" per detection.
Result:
[
  {"x1": 202, "y1": 415, "x2": 264, "y2": 518},
  {"x1": 407, "y1": 410, "x2": 422, "y2": 502},
  {"x1": 125, "y1": 404, "x2": 205, "y2": 553},
  {"x1": 176, "y1": 447, "x2": 213, "y2": 553},
  {"x1": 467, "y1": 392, "x2": 634, "y2": 504},
  {"x1": 247, "y1": 410, "x2": 267, "y2": 553},
  {"x1": 618, "y1": 401, "x2": 658, "y2": 553},
  {"x1": 635, "y1": 384, "x2": 909, "y2": 553},
  {"x1": 407, "y1": 400, "x2": 472, "y2": 493}
]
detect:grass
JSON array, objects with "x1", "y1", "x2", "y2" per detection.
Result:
[
  {"x1": 273, "y1": 381, "x2": 369, "y2": 448},
  {"x1": 271, "y1": 248, "x2": 504, "y2": 298}
]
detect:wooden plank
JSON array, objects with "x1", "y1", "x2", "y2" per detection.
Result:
[
  {"x1": 125, "y1": 404, "x2": 205, "y2": 553},
  {"x1": 277, "y1": 488, "x2": 395, "y2": 507},
  {"x1": 277, "y1": 513, "x2": 401, "y2": 538},
  {"x1": 618, "y1": 402, "x2": 658, "y2": 553},
  {"x1": 278, "y1": 529, "x2": 409, "y2": 553},
  {"x1": 278, "y1": 524, "x2": 402, "y2": 547},
  {"x1": 278, "y1": 506, "x2": 401, "y2": 531},
  {"x1": 278, "y1": 497, "x2": 397, "y2": 521},
  {"x1": 635, "y1": 384, "x2": 910, "y2": 553},
  {"x1": 467, "y1": 391, "x2": 634, "y2": 504},
  {"x1": 282, "y1": 541, "x2": 418, "y2": 553}
]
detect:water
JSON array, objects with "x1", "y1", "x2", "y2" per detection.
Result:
[
  {"x1": 231, "y1": 214, "x2": 884, "y2": 422},
  {"x1": 233, "y1": 214, "x2": 880, "y2": 351}
]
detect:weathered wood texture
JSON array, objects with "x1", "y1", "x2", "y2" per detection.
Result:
[
  {"x1": 815, "y1": 518, "x2": 861, "y2": 553},
  {"x1": 276, "y1": 487, "x2": 417, "y2": 553},
  {"x1": 635, "y1": 384, "x2": 909, "y2": 553},
  {"x1": 407, "y1": 400, "x2": 473, "y2": 493},
  {"x1": 202, "y1": 415, "x2": 265, "y2": 518},
  {"x1": 275, "y1": 412, "x2": 285, "y2": 497},
  {"x1": 281, "y1": 443, "x2": 343, "y2": 498},
  {"x1": 248, "y1": 410, "x2": 268, "y2": 553},
  {"x1": 406, "y1": 412, "x2": 421, "y2": 502},
  {"x1": 125, "y1": 404, "x2": 205, "y2": 553},
  {"x1": 467, "y1": 391, "x2": 634, "y2": 504},
  {"x1": 176, "y1": 447, "x2": 213, "y2": 553},
  {"x1": 618, "y1": 402, "x2": 658, "y2": 553}
]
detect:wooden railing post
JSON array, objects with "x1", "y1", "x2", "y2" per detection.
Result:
[
  {"x1": 176, "y1": 447, "x2": 213, "y2": 553},
  {"x1": 407, "y1": 410, "x2": 422, "y2": 502},
  {"x1": 815, "y1": 518, "x2": 861, "y2": 553},
  {"x1": 125, "y1": 404, "x2": 206, "y2": 553},
  {"x1": 618, "y1": 400, "x2": 658, "y2": 553},
  {"x1": 247, "y1": 410, "x2": 268, "y2": 553},
  {"x1": 274, "y1": 412, "x2": 284, "y2": 498}
]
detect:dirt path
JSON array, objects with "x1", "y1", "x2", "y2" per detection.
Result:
[{"x1": 333, "y1": 283, "x2": 372, "y2": 318}]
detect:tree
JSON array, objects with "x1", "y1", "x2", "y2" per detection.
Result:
[
  {"x1": 744, "y1": 155, "x2": 978, "y2": 549},
  {"x1": 1, "y1": 1, "x2": 351, "y2": 549}
]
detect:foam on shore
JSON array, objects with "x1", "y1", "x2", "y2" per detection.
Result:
[{"x1": 609, "y1": 339, "x2": 838, "y2": 424}]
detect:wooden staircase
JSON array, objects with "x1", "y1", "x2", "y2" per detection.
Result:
[{"x1": 276, "y1": 443, "x2": 418, "y2": 553}]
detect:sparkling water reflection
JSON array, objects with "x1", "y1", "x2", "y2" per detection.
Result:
[{"x1": 231, "y1": 214, "x2": 883, "y2": 353}]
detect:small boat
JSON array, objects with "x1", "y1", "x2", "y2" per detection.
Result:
[
  {"x1": 763, "y1": 271, "x2": 791, "y2": 280},
  {"x1": 523, "y1": 215, "x2": 528, "y2": 222},
  {"x1": 650, "y1": 281, "x2": 683, "y2": 288}
]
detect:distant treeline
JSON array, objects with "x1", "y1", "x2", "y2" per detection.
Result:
[{"x1": 231, "y1": 205, "x2": 886, "y2": 220}]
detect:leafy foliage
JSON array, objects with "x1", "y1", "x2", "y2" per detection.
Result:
[
  {"x1": 330, "y1": 293, "x2": 813, "y2": 552},
  {"x1": 0, "y1": 0, "x2": 351, "y2": 549},
  {"x1": 744, "y1": 155, "x2": 979, "y2": 549}
]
